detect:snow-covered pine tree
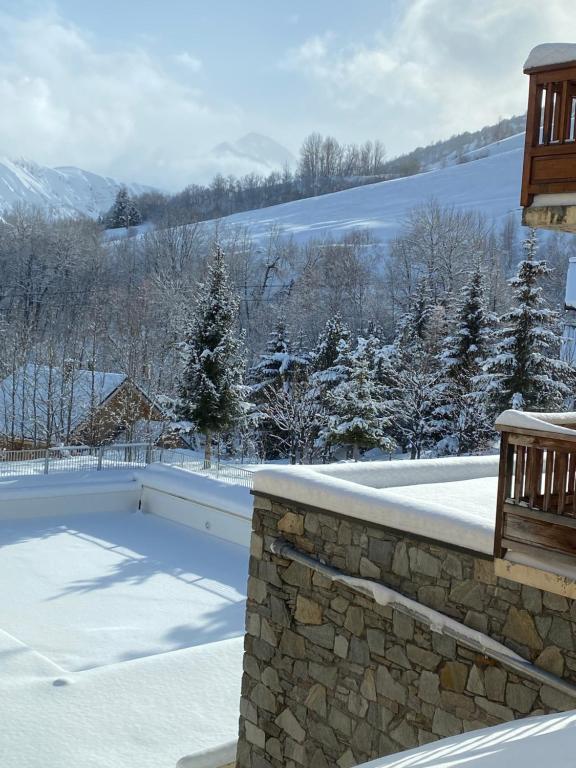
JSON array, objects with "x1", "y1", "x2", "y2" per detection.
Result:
[
  {"x1": 311, "y1": 313, "x2": 351, "y2": 375},
  {"x1": 386, "y1": 282, "x2": 444, "y2": 458},
  {"x1": 178, "y1": 246, "x2": 246, "y2": 466},
  {"x1": 307, "y1": 316, "x2": 352, "y2": 460},
  {"x1": 396, "y1": 277, "x2": 435, "y2": 349},
  {"x1": 322, "y1": 337, "x2": 394, "y2": 460},
  {"x1": 248, "y1": 320, "x2": 309, "y2": 459},
  {"x1": 107, "y1": 186, "x2": 142, "y2": 229},
  {"x1": 249, "y1": 320, "x2": 307, "y2": 393},
  {"x1": 436, "y1": 267, "x2": 496, "y2": 454},
  {"x1": 478, "y1": 230, "x2": 574, "y2": 415}
]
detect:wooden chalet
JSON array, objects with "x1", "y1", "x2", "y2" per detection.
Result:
[
  {"x1": 0, "y1": 364, "x2": 171, "y2": 450},
  {"x1": 521, "y1": 43, "x2": 576, "y2": 232}
]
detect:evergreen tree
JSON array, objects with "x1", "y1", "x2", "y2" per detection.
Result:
[
  {"x1": 250, "y1": 320, "x2": 307, "y2": 393},
  {"x1": 178, "y1": 246, "x2": 246, "y2": 466},
  {"x1": 479, "y1": 230, "x2": 573, "y2": 415},
  {"x1": 311, "y1": 313, "x2": 351, "y2": 374},
  {"x1": 436, "y1": 267, "x2": 496, "y2": 454},
  {"x1": 322, "y1": 338, "x2": 394, "y2": 460},
  {"x1": 249, "y1": 320, "x2": 309, "y2": 459},
  {"x1": 396, "y1": 277, "x2": 435, "y2": 349},
  {"x1": 106, "y1": 186, "x2": 142, "y2": 229},
  {"x1": 307, "y1": 318, "x2": 352, "y2": 460},
  {"x1": 386, "y1": 284, "x2": 444, "y2": 458}
]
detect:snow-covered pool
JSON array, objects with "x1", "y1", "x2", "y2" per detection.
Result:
[{"x1": 0, "y1": 509, "x2": 249, "y2": 768}]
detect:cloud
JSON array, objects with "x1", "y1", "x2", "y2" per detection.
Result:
[
  {"x1": 174, "y1": 51, "x2": 203, "y2": 72},
  {"x1": 283, "y1": 0, "x2": 575, "y2": 152},
  {"x1": 0, "y1": 11, "x2": 239, "y2": 189}
]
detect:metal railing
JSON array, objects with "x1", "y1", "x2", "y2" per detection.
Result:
[{"x1": 0, "y1": 443, "x2": 254, "y2": 487}]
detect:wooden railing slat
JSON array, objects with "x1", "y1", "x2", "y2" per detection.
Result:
[
  {"x1": 542, "y1": 83, "x2": 554, "y2": 144},
  {"x1": 544, "y1": 449, "x2": 554, "y2": 512},
  {"x1": 529, "y1": 448, "x2": 542, "y2": 507},
  {"x1": 514, "y1": 445, "x2": 524, "y2": 501},
  {"x1": 557, "y1": 452, "x2": 567, "y2": 514}
]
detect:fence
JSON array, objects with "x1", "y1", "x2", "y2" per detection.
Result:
[{"x1": 0, "y1": 443, "x2": 254, "y2": 488}]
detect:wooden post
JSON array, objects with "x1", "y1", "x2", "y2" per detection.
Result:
[{"x1": 494, "y1": 432, "x2": 512, "y2": 558}]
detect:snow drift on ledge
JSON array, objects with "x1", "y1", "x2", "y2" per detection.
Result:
[
  {"x1": 358, "y1": 710, "x2": 576, "y2": 767},
  {"x1": 525, "y1": 43, "x2": 576, "y2": 71}
]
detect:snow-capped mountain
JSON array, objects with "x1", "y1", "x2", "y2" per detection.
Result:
[
  {"x1": 0, "y1": 157, "x2": 153, "y2": 218},
  {"x1": 201, "y1": 132, "x2": 526, "y2": 247},
  {"x1": 211, "y1": 132, "x2": 296, "y2": 173}
]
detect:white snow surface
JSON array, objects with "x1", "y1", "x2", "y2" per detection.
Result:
[
  {"x1": 196, "y1": 133, "x2": 524, "y2": 247},
  {"x1": 254, "y1": 455, "x2": 499, "y2": 554},
  {"x1": 0, "y1": 509, "x2": 248, "y2": 767},
  {"x1": 525, "y1": 43, "x2": 576, "y2": 71},
  {"x1": 357, "y1": 710, "x2": 576, "y2": 767},
  {"x1": 0, "y1": 156, "x2": 152, "y2": 217},
  {"x1": 495, "y1": 409, "x2": 576, "y2": 436}
]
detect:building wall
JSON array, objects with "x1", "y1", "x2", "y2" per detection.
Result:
[
  {"x1": 236, "y1": 493, "x2": 576, "y2": 768},
  {"x1": 73, "y1": 382, "x2": 163, "y2": 445}
]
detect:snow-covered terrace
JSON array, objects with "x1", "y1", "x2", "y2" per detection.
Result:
[{"x1": 0, "y1": 465, "x2": 253, "y2": 768}]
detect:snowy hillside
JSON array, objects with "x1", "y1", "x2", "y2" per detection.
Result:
[
  {"x1": 0, "y1": 157, "x2": 153, "y2": 218},
  {"x1": 207, "y1": 132, "x2": 525, "y2": 247}
]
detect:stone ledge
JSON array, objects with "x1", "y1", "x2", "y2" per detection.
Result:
[
  {"x1": 252, "y1": 491, "x2": 493, "y2": 561},
  {"x1": 522, "y1": 204, "x2": 576, "y2": 234}
]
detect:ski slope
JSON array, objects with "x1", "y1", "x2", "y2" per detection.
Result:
[{"x1": 210, "y1": 133, "x2": 525, "y2": 247}]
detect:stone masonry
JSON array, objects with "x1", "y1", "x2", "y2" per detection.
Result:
[{"x1": 236, "y1": 493, "x2": 576, "y2": 768}]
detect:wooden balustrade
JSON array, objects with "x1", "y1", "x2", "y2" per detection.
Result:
[
  {"x1": 521, "y1": 56, "x2": 576, "y2": 207},
  {"x1": 495, "y1": 412, "x2": 576, "y2": 560}
]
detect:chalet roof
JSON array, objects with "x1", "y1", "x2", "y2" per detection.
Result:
[
  {"x1": 0, "y1": 364, "x2": 127, "y2": 441},
  {"x1": 524, "y1": 43, "x2": 576, "y2": 72}
]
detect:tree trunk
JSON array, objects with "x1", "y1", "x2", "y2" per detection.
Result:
[
  {"x1": 352, "y1": 443, "x2": 360, "y2": 462},
  {"x1": 204, "y1": 431, "x2": 212, "y2": 469}
]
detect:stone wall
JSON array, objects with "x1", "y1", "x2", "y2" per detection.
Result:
[{"x1": 236, "y1": 493, "x2": 576, "y2": 768}]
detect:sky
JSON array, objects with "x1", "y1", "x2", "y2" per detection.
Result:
[{"x1": 0, "y1": 0, "x2": 574, "y2": 190}]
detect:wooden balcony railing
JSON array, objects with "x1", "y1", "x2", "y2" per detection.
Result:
[
  {"x1": 521, "y1": 56, "x2": 576, "y2": 207},
  {"x1": 495, "y1": 411, "x2": 576, "y2": 560}
]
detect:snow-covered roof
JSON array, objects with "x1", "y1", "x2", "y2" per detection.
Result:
[
  {"x1": 357, "y1": 711, "x2": 576, "y2": 767},
  {"x1": 525, "y1": 43, "x2": 576, "y2": 72},
  {"x1": 0, "y1": 364, "x2": 127, "y2": 441},
  {"x1": 254, "y1": 455, "x2": 499, "y2": 554}
]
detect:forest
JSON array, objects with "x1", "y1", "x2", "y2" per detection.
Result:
[{"x1": 0, "y1": 199, "x2": 575, "y2": 461}]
